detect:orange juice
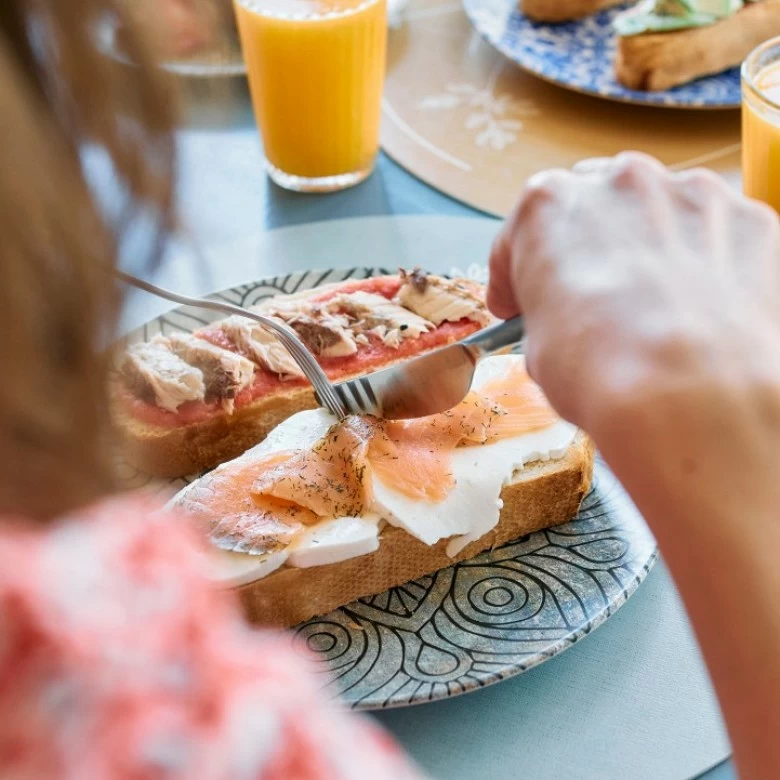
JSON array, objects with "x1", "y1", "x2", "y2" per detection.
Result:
[
  {"x1": 742, "y1": 37, "x2": 780, "y2": 211},
  {"x1": 234, "y1": 0, "x2": 387, "y2": 191}
]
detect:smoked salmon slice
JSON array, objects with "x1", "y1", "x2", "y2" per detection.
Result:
[
  {"x1": 249, "y1": 360, "x2": 560, "y2": 514},
  {"x1": 475, "y1": 360, "x2": 559, "y2": 439},
  {"x1": 251, "y1": 417, "x2": 375, "y2": 519},
  {"x1": 180, "y1": 452, "x2": 316, "y2": 555},
  {"x1": 370, "y1": 361, "x2": 558, "y2": 499},
  {"x1": 368, "y1": 394, "x2": 504, "y2": 501}
]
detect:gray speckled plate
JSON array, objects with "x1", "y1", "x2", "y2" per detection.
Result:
[{"x1": 118, "y1": 267, "x2": 657, "y2": 710}]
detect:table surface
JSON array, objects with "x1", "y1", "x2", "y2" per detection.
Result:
[{"x1": 120, "y1": 79, "x2": 736, "y2": 780}]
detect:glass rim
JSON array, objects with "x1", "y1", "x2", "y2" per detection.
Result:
[
  {"x1": 234, "y1": 0, "x2": 383, "y2": 21},
  {"x1": 742, "y1": 35, "x2": 780, "y2": 113}
]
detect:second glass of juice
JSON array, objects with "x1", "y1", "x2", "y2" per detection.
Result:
[
  {"x1": 234, "y1": 0, "x2": 387, "y2": 192},
  {"x1": 742, "y1": 36, "x2": 780, "y2": 211}
]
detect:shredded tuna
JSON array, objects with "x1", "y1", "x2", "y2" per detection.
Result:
[
  {"x1": 217, "y1": 316, "x2": 304, "y2": 379},
  {"x1": 326, "y1": 290, "x2": 433, "y2": 348},
  {"x1": 398, "y1": 271, "x2": 491, "y2": 326},
  {"x1": 167, "y1": 333, "x2": 254, "y2": 414},
  {"x1": 121, "y1": 337, "x2": 205, "y2": 413},
  {"x1": 266, "y1": 307, "x2": 357, "y2": 358}
]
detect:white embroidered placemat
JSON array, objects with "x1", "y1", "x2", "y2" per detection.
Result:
[{"x1": 381, "y1": 0, "x2": 742, "y2": 217}]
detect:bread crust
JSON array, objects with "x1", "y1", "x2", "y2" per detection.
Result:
[
  {"x1": 522, "y1": 0, "x2": 624, "y2": 23},
  {"x1": 616, "y1": 0, "x2": 780, "y2": 91},
  {"x1": 237, "y1": 431, "x2": 594, "y2": 627}
]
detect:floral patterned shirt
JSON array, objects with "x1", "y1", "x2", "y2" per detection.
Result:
[{"x1": 0, "y1": 497, "x2": 423, "y2": 779}]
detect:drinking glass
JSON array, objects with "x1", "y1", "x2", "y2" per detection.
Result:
[
  {"x1": 234, "y1": 0, "x2": 388, "y2": 192},
  {"x1": 742, "y1": 36, "x2": 780, "y2": 211}
]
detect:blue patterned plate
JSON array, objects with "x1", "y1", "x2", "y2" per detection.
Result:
[
  {"x1": 462, "y1": 0, "x2": 741, "y2": 108},
  {"x1": 118, "y1": 267, "x2": 657, "y2": 710}
]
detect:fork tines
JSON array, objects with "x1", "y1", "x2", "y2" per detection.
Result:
[{"x1": 331, "y1": 377, "x2": 380, "y2": 417}]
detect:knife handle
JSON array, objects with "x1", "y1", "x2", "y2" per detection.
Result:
[{"x1": 461, "y1": 316, "x2": 525, "y2": 358}]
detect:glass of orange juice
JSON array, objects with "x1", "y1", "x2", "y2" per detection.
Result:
[
  {"x1": 234, "y1": 0, "x2": 387, "y2": 192},
  {"x1": 742, "y1": 36, "x2": 780, "y2": 211}
]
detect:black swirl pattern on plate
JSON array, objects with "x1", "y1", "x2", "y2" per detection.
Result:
[{"x1": 118, "y1": 268, "x2": 657, "y2": 709}]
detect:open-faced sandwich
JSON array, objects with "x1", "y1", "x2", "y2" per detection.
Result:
[
  {"x1": 112, "y1": 272, "x2": 493, "y2": 477},
  {"x1": 522, "y1": 0, "x2": 626, "y2": 23},
  {"x1": 614, "y1": 0, "x2": 780, "y2": 90},
  {"x1": 172, "y1": 354, "x2": 594, "y2": 627}
]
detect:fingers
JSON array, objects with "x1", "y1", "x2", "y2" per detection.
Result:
[{"x1": 486, "y1": 153, "x2": 673, "y2": 322}]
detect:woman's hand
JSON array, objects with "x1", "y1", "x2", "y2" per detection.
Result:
[
  {"x1": 488, "y1": 152, "x2": 780, "y2": 778},
  {"x1": 488, "y1": 152, "x2": 780, "y2": 437},
  {"x1": 487, "y1": 151, "x2": 780, "y2": 538}
]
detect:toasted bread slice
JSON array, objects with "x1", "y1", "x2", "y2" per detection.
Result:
[
  {"x1": 236, "y1": 431, "x2": 594, "y2": 628},
  {"x1": 113, "y1": 382, "x2": 318, "y2": 479},
  {"x1": 114, "y1": 272, "x2": 493, "y2": 478},
  {"x1": 112, "y1": 347, "x2": 460, "y2": 478},
  {"x1": 616, "y1": 0, "x2": 780, "y2": 91},
  {"x1": 522, "y1": 0, "x2": 625, "y2": 23}
]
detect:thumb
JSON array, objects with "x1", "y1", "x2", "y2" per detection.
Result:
[{"x1": 486, "y1": 227, "x2": 521, "y2": 320}]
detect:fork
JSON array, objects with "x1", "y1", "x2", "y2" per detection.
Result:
[
  {"x1": 117, "y1": 271, "x2": 348, "y2": 420},
  {"x1": 328, "y1": 316, "x2": 526, "y2": 420}
]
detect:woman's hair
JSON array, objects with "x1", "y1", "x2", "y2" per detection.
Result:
[{"x1": 0, "y1": 1, "x2": 180, "y2": 520}]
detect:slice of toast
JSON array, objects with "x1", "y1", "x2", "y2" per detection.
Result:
[
  {"x1": 113, "y1": 382, "x2": 319, "y2": 479},
  {"x1": 522, "y1": 0, "x2": 625, "y2": 23},
  {"x1": 113, "y1": 273, "x2": 492, "y2": 479},
  {"x1": 236, "y1": 431, "x2": 594, "y2": 628},
  {"x1": 616, "y1": 0, "x2": 780, "y2": 91},
  {"x1": 112, "y1": 347, "x2": 457, "y2": 478}
]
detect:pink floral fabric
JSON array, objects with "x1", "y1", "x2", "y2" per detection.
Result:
[{"x1": 0, "y1": 497, "x2": 422, "y2": 779}]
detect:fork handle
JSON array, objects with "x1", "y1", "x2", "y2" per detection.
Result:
[{"x1": 461, "y1": 316, "x2": 525, "y2": 357}]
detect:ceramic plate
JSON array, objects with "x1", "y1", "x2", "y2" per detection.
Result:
[
  {"x1": 462, "y1": 0, "x2": 741, "y2": 109},
  {"x1": 118, "y1": 266, "x2": 657, "y2": 710}
]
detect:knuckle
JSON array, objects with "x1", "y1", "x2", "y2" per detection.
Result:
[
  {"x1": 674, "y1": 169, "x2": 728, "y2": 209},
  {"x1": 572, "y1": 156, "x2": 612, "y2": 174},
  {"x1": 516, "y1": 170, "x2": 572, "y2": 226},
  {"x1": 524, "y1": 337, "x2": 582, "y2": 424},
  {"x1": 727, "y1": 193, "x2": 780, "y2": 241},
  {"x1": 610, "y1": 152, "x2": 667, "y2": 189},
  {"x1": 677, "y1": 168, "x2": 722, "y2": 191},
  {"x1": 522, "y1": 169, "x2": 569, "y2": 204},
  {"x1": 617, "y1": 150, "x2": 664, "y2": 170},
  {"x1": 744, "y1": 198, "x2": 780, "y2": 233}
]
